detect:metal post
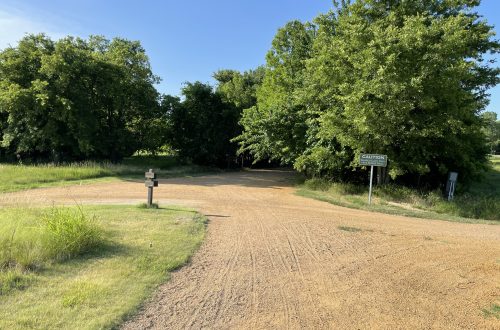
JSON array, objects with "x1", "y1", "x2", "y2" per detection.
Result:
[
  {"x1": 368, "y1": 165, "x2": 374, "y2": 205},
  {"x1": 147, "y1": 186, "x2": 153, "y2": 207}
]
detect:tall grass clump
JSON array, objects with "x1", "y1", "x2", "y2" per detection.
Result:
[
  {"x1": 304, "y1": 178, "x2": 365, "y2": 195},
  {"x1": 0, "y1": 206, "x2": 103, "y2": 271},
  {"x1": 40, "y1": 206, "x2": 103, "y2": 263}
]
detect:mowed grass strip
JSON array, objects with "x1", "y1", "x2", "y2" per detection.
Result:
[
  {"x1": 297, "y1": 156, "x2": 500, "y2": 223},
  {"x1": 0, "y1": 155, "x2": 212, "y2": 193},
  {"x1": 0, "y1": 205, "x2": 206, "y2": 330}
]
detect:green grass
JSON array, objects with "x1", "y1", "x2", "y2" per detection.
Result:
[
  {"x1": 482, "y1": 303, "x2": 500, "y2": 319},
  {"x1": 0, "y1": 155, "x2": 214, "y2": 193},
  {"x1": 137, "y1": 202, "x2": 160, "y2": 209},
  {"x1": 297, "y1": 156, "x2": 500, "y2": 223},
  {"x1": 0, "y1": 205, "x2": 206, "y2": 329},
  {"x1": 0, "y1": 206, "x2": 102, "y2": 272},
  {"x1": 337, "y1": 226, "x2": 362, "y2": 232}
]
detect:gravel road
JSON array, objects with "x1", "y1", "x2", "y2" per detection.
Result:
[{"x1": 2, "y1": 170, "x2": 499, "y2": 329}]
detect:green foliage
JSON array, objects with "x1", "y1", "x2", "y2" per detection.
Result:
[
  {"x1": 235, "y1": 21, "x2": 316, "y2": 164},
  {"x1": 0, "y1": 34, "x2": 163, "y2": 162},
  {"x1": 481, "y1": 112, "x2": 500, "y2": 154},
  {"x1": 166, "y1": 82, "x2": 242, "y2": 166},
  {"x1": 0, "y1": 206, "x2": 103, "y2": 271},
  {"x1": 40, "y1": 206, "x2": 102, "y2": 263},
  {"x1": 299, "y1": 156, "x2": 500, "y2": 221},
  {"x1": 236, "y1": 0, "x2": 500, "y2": 186},
  {"x1": 0, "y1": 268, "x2": 34, "y2": 295},
  {"x1": 482, "y1": 303, "x2": 500, "y2": 319},
  {"x1": 137, "y1": 202, "x2": 159, "y2": 209},
  {"x1": 213, "y1": 67, "x2": 265, "y2": 110},
  {"x1": 337, "y1": 226, "x2": 362, "y2": 232}
]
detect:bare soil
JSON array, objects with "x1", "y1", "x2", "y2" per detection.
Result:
[{"x1": 2, "y1": 170, "x2": 499, "y2": 329}]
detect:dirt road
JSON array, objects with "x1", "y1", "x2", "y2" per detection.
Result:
[{"x1": 2, "y1": 170, "x2": 499, "y2": 329}]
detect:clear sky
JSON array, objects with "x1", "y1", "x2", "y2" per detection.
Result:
[{"x1": 0, "y1": 0, "x2": 499, "y2": 115}]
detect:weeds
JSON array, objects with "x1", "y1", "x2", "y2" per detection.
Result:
[
  {"x1": 482, "y1": 304, "x2": 500, "y2": 319},
  {"x1": 40, "y1": 206, "x2": 103, "y2": 263},
  {"x1": 298, "y1": 157, "x2": 500, "y2": 222},
  {"x1": 0, "y1": 268, "x2": 34, "y2": 295},
  {"x1": 338, "y1": 226, "x2": 362, "y2": 232},
  {"x1": 137, "y1": 202, "x2": 160, "y2": 209},
  {"x1": 0, "y1": 206, "x2": 103, "y2": 271}
]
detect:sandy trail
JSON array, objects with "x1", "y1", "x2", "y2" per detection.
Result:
[{"x1": 2, "y1": 170, "x2": 499, "y2": 329}]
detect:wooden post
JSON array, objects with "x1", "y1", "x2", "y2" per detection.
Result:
[
  {"x1": 145, "y1": 169, "x2": 158, "y2": 208},
  {"x1": 147, "y1": 186, "x2": 153, "y2": 207}
]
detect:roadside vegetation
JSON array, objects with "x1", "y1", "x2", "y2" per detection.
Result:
[
  {"x1": 298, "y1": 156, "x2": 500, "y2": 223},
  {"x1": 0, "y1": 205, "x2": 206, "y2": 329},
  {"x1": 0, "y1": 155, "x2": 212, "y2": 193}
]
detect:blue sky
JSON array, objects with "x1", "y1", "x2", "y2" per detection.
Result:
[{"x1": 0, "y1": 0, "x2": 499, "y2": 115}]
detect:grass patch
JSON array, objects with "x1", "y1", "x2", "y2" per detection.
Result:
[
  {"x1": 337, "y1": 226, "x2": 362, "y2": 232},
  {"x1": 0, "y1": 205, "x2": 206, "y2": 329},
  {"x1": 0, "y1": 155, "x2": 214, "y2": 193},
  {"x1": 0, "y1": 269, "x2": 35, "y2": 295},
  {"x1": 137, "y1": 202, "x2": 160, "y2": 209},
  {"x1": 0, "y1": 206, "x2": 102, "y2": 270},
  {"x1": 482, "y1": 303, "x2": 500, "y2": 319},
  {"x1": 297, "y1": 156, "x2": 500, "y2": 223}
]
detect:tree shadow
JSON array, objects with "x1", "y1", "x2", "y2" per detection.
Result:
[{"x1": 119, "y1": 168, "x2": 298, "y2": 190}]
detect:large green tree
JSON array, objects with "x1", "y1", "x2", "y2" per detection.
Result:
[
  {"x1": 236, "y1": 0, "x2": 500, "y2": 186},
  {"x1": 481, "y1": 111, "x2": 500, "y2": 154},
  {"x1": 0, "y1": 34, "x2": 161, "y2": 161},
  {"x1": 235, "y1": 21, "x2": 316, "y2": 164},
  {"x1": 213, "y1": 67, "x2": 265, "y2": 110},
  {"x1": 166, "y1": 82, "x2": 241, "y2": 166}
]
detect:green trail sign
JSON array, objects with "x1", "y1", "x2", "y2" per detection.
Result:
[
  {"x1": 360, "y1": 154, "x2": 387, "y2": 167},
  {"x1": 359, "y1": 153, "x2": 388, "y2": 205}
]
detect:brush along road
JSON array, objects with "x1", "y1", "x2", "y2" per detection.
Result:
[{"x1": 2, "y1": 170, "x2": 499, "y2": 329}]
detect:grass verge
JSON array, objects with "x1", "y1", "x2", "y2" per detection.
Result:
[
  {"x1": 0, "y1": 206, "x2": 102, "y2": 272},
  {"x1": 0, "y1": 155, "x2": 215, "y2": 193},
  {"x1": 0, "y1": 205, "x2": 206, "y2": 329},
  {"x1": 297, "y1": 156, "x2": 500, "y2": 224}
]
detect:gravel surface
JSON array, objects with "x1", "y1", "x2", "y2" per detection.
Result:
[{"x1": 2, "y1": 170, "x2": 499, "y2": 329}]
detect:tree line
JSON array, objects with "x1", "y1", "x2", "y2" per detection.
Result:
[{"x1": 0, "y1": 0, "x2": 498, "y2": 187}]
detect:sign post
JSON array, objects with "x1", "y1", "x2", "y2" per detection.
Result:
[
  {"x1": 144, "y1": 169, "x2": 159, "y2": 207},
  {"x1": 445, "y1": 172, "x2": 458, "y2": 201},
  {"x1": 360, "y1": 154, "x2": 387, "y2": 205},
  {"x1": 368, "y1": 165, "x2": 374, "y2": 205}
]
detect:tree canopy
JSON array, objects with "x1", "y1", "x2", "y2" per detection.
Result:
[
  {"x1": 236, "y1": 0, "x2": 500, "y2": 186},
  {"x1": 0, "y1": 34, "x2": 162, "y2": 162},
  {"x1": 165, "y1": 82, "x2": 241, "y2": 167}
]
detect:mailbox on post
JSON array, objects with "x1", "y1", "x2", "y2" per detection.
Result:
[{"x1": 145, "y1": 169, "x2": 158, "y2": 207}]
